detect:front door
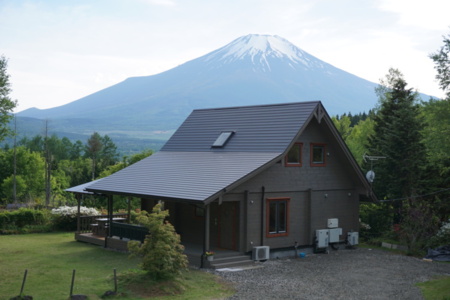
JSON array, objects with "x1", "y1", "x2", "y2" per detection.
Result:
[{"x1": 210, "y1": 201, "x2": 238, "y2": 251}]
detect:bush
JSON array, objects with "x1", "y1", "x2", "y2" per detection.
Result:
[
  {"x1": 128, "y1": 204, "x2": 188, "y2": 281},
  {"x1": 359, "y1": 202, "x2": 394, "y2": 241},
  {"x1": 398, "y1": 199, "x2": 440, "y2": 255},
  {"x1": 51, "y1": 205, "x2": 99, "y2": 231},
  {"x1": 0, "y1": 208, "x2": 50, "y2": 228},
  {"x1": 0, "y1": 208, "x2": 52, "y2": 234},
  {"x1": 428, "y1": 219, "x2": 450, "y2": 249}
]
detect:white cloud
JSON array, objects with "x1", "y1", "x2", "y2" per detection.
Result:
[
  {"x1": 378, "y1": 0, "x2": 450, "y2": 30},
  {"x1": 138, "y1": 0, "x2": 176, "y2": 7}
]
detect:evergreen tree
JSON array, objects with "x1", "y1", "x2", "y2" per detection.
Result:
[
  {"x1": 85, "y1": 132, "x2": 103, "y2": 180},
  {"x1": 0, "y1": 55, "x2": 17, "y2": 142},
  {"x1": 430, "y1": 30, "x2": 450, "y2": 98},
  {"x1": 368, "y1": 68, "x2": 426, "y2": 201}
]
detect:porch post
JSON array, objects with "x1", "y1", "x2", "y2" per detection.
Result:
[
  {"x1": 108, "y1": 195, "x2": 113, "y2": 237},
  {"x1": 76, "y1": 194, "x2": 81, "y2": 234},
  {"x1": 202, "y1": 203, "x2": 210, "y2": 268},
  {"x1": 127, "y1": 197, "x2": 131, "y2": 223}
]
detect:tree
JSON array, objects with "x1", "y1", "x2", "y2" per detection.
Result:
[
  {"x1": 98, "y1": 134, "x2": 119, "y2": 170},
  {"x1": 368, "y1": 68, "x2": 426, "y2": 201},
  {"x1": 0, "y1": 55, "x2": 17, "y2": 142},
  {"x1": 0, "y1": 146, "x2": 45, "y2": 203},
  {"x1": 430, "y1": 30, "x2": 450, "y2": 98},
  {"x1": 99, "y1": 149, "x2": 153, "y2": 178},
  {"x1": 128, "y1": 204, "x2": 188, "y2": 280},
  {"x1": 84, "y1": 132, "x2": 119, "y2": 180},
  {"x1": 85, "y1": 132, "x2": 103, "y2": 180}
]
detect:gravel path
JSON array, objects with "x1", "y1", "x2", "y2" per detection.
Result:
[{"x1": 211, "y1": 248, "x2": 450, "y2": 300}]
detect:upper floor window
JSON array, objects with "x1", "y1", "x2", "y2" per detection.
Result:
[
  {"x1": 266, "y1": 198, "x2": 289, "y2": 237},
  {"x1": 285, "y1": 143, "x2": 302, "y2": 167},
  {"x1": 311, "y1": 143, "x2": 326, "y2": 167}
]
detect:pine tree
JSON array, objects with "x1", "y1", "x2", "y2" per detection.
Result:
[
  {"x1": 0, "y1": 55, "x2": 17, "y2": 142},
  {"x1": 368, "y1": 68, "x2": 426, "y2": 201}
]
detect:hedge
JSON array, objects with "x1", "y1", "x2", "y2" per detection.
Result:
[{"x1": 0, "y1": 208, "x2": 50, "y2": 229}]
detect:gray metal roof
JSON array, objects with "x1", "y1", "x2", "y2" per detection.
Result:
[
  {"x1": 65, "y1": 179, "x2": 103, "y2": 194},
  {"x1": 162, "y1": 101, "x2": 320, "y2": 152},
  {"x1": 84, "y1": 101, "x2": 376, "y2": 203},
  {"x1": 87, "y1": 151, "x2": 280, "y2": 202}
]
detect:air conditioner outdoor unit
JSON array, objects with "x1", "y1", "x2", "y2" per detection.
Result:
[
  {"x1": 315, "y1": 229, "x2": 329, "y2": 248},
  {"x1": 347, "y1": 232, "x2": 359, "y2": 246},
  {"x1": 252, "y1": 246, "x2": 270, "y2": 261}
]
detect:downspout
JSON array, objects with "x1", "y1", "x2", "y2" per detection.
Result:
[{"x1": 260, "y1": 186, "x2": 265, "y2": 246}]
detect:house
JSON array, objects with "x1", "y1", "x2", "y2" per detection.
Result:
[{"x1": 84, "y1": 101, "x2": 376, "y2": 265}]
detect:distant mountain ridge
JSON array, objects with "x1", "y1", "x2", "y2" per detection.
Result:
[{"x1": 15, "y1": 34, "x2": 419, "y2": 147}]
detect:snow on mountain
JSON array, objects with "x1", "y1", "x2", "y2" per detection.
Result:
[
  {"x1": 18, "y1": 33, "x2": 410, "y2": 142},
  {"x1": 202, "y1": 34, "x2": 324, "y2": 72}
]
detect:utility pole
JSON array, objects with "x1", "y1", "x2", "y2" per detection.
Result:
[
  {"x1": 44, "y1": 120, "x2": 51, "y2": 207},
  {"x1": 13, "y1": 115, "x2": 17, "y2": 204}
]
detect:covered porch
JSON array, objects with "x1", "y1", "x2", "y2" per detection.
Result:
[{"x1": 68, "y1": 181, "x2": 250, "y2": 268}]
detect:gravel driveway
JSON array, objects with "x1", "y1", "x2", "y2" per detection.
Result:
[{"x1": 211, "y1": 248, "x2": 450, "y2": 300}]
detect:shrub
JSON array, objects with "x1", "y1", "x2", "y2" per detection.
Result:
[
  {"x1": 0, "y1": 208, "x2": 52, "y2": 234},
  {"x1": 359, "y1": 202, "x2": 394, "y2": 241},
  {"x1": 428, "y1": 219, "x2": 450, "y2": 249},
  {"x1": 51, "y1": 205, "x2": 99, "y2": 231},
  {"x1": 128, "y1": 204, "x2": 188, "y2": 281},
  {"x1": 399, "y1": 199, "x2": 440, "y2": 255},
  {"x1": 0, "y1": 208, "x2": 50, "y2": 227}
]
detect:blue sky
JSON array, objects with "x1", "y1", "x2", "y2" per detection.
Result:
[{"x1": 1, "y1": 0, "x2": 449, "y2": 112}]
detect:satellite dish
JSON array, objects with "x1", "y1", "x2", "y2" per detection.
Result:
[{"x1": 366, "y1": 170, "x2": 375, "y2": 183}]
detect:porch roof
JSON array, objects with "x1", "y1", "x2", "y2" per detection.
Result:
[
  {"x1": 65, "y1": 178, "x2": 103, "y2": 194},
  {"x1": 86, "y1": 151, "x2": 281, "y2": 203}
]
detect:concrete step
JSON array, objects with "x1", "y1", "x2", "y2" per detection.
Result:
[{"x1": 208, "y1": 255, "x2": 254, "y2": 269}]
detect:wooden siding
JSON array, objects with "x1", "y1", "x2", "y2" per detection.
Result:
[{"x1": 230, "y1": 117, "x2": 361, "y2": 251}]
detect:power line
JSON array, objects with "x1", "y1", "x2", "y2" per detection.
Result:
[{"x1": 379, "y1": 187, "x2": 450, "y2": 203}]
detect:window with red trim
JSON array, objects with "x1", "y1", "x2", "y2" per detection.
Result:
[
  {"x1": 285, "y1": 143, "x2": 302, "y2": 167},
  {"x1": 310, "y1": 143, "x2": 326, "y2": 167},
  {"x1": 267, "y1": 198, "x2": 289, "y2": 237}
]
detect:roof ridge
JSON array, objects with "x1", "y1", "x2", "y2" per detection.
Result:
[{"x1": 193, "y1": 101, "x2": 321, "y2": 112}]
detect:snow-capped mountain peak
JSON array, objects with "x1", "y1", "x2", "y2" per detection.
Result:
[{"x1": 202, "y1": 34, "x2": 320, "y2": 71}]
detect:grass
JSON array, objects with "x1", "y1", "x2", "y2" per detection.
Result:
[
  {"x1": 417, "y1": 276, "x2": 450, "y2": 300},
  {"x1": 0, "y1": 232, "x2": 234, "y2": 299}
]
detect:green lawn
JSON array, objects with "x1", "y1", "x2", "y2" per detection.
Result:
[
  {"x1": 417, "y1": 276, "x2": 450, "y2": 300},
  {"x1": 0, "y1": 233, "x2": 233, "y2": 299}
]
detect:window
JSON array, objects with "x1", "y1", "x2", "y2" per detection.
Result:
[
  {"x1": 212, "y1": 131, "x2": 234, "y2": 148},
  {"x1": 266, "y1": 198, "x2": 289, "y2": 237},
  {"x1": 194, "y1": 206, "x2": 204, "y2": 218},
  {"x1": 285, "y1": 143, "x2": 302, "y2": 167},
  {"x1": 310, "y1": 143, "x2": 326, "y2": 166}
]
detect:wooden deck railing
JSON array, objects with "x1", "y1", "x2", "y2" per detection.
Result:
[
  {"x1": 110, "y1": 222, "x2": 149, "y2": 242},
  {"x1": 78, "y1": 213, "x2": 128, "y2": 233}
]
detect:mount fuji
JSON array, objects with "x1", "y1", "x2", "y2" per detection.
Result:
[{"x1": 18, "y1": 34, "x2": 383, "y2": 143}]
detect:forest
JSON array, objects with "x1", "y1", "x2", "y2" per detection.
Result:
[{"x1": 0, "y1": 31, "x2": 449, "y2": 254}]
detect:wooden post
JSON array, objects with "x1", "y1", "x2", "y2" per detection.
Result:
[
  {"x1": 108, "y1": 195, "x2": 113, "y2": 237},
  {"x1": 76, "y1": 195, "x2": 81, "y2": 233},
  {"x1": 202, "y1": 203, "x2": 210, "y2": 268},
  {"x1": 127, "y1": 197, "x2": 131, "y2": 223}
]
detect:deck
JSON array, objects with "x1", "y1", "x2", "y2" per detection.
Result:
[
  {"x1": 75, "y1": 214, "x2": 252, "y2": 268},
  {"x1": 75, "y1": 232, "x2": 251, "y2": 268}
]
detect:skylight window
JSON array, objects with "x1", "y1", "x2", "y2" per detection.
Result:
[{"x1": 212, "y1": 131, "x2": 234, "y2": 148}]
